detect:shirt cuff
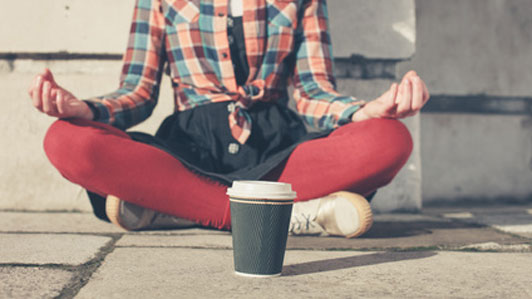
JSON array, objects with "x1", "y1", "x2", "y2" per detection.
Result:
[
  {"x1": 82, "y1": 100, "x2": 110, "y2": 123},
  {"x1": 337, "y1": 101, "x2": 365, "y2": 126}
]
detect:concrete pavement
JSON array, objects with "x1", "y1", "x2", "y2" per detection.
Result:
[{"x1": 1, "y1": 203, "x2": 532, "y2": 298}]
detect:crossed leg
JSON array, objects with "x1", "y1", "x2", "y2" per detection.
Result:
[{"x1": 43, "y1": 118, "x2": 412, "y2": 230}]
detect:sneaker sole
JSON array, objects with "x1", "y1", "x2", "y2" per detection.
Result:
[
  {"x1": 105, "y1": 195, "x2": 134, "y2": 231},
  {"x1": 331, "y1": 191, "x2": 373, "y2": 239}
]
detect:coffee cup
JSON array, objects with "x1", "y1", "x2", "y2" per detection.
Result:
[{"x1": 227, "y1": 181, "x2": 296, "y2": 277}]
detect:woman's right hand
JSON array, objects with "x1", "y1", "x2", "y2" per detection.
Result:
[
  {"x1": 28, "y1": 68, "x2": 93, "y2": 120},
  {"x1": 351, "y1": 70, "x2": 430, "y2": 122}
]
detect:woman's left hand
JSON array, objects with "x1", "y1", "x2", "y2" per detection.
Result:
[{"x1": 351, "y1": 70, "x2": 430, "y2": 122}]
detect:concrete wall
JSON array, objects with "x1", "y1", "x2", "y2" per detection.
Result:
[
  {"x1": 0, "y1": 0, "x2": 419, "y2": 213},
  {"x1": 400, "y1": 0, "x2": 532, "y2": 97},
  {"x1": 420, "y1": 113, "x2": 532, "y2": 202},
  {"x1": 328, "y1": 0, "x2": 415, "y2": 59},
  {"x1": 400, "y1": 0, "x2": 532, "y2": 203}
]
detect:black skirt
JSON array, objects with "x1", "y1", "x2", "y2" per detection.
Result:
[{"x1": 127, "y1": 101, "x2": 330, "y2": 185}]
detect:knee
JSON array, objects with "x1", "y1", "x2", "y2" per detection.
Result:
[
  {"x1": 371, "y1": 118, "x2": 413, "y2": 183},
  {"x1": 43, "y1": 120, "x2": 70, "y2": 166},
  {"x1": 340, "y1": 118, "x2": 413, "y2": 162},
  {"x1": 377, "y1": 118, "x2": 413, "y2": 163},
  {"x1": 43, "y1": 119, "x2": 101, "y2": 179}
]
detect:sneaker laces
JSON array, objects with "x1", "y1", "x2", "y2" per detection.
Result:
[
  {"x1": 289, "y1": 207, "x2": 326, "y2": 236},
  {"x1": 289, "y1": 213, "x2": 318, "y2": 233}
]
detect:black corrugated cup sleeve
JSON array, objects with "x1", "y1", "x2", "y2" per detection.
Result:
[{"x1": 229, "y1": 196, "x2": 294, "y2": 277}]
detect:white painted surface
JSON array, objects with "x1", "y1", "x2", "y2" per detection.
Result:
[
  {"x1": 0, "y1": 0, "x2": 134, "y2": 54},
  {"x1": 0, "y1": 0, "x2": 415, "y2": 59}
]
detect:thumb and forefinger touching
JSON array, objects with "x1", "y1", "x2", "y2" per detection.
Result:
[
  {"x1": 389, "y1": 71, "x2": 430, "y2": 118},
  {"x1": 28, "y1": 69, "x2": 63, "y2": 115}
]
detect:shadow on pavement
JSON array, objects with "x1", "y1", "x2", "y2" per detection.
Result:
[
  {"x1": 285, "y1": 218, "x2": 522, "y2": 250},
  {"x1": 363, "y1": 220, "x2": 484, "y2": 239},
  {"x1": 282, "y1": 251, "x2": 437, "y2": 277}
]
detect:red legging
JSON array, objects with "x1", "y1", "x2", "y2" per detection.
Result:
[{"x1": 43, "y1": 117, "x2": 412, "y2": 230}]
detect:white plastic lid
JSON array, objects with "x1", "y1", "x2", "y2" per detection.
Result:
[{"x1": 227, "y1": 181, "x2": 297, "y2": 200}]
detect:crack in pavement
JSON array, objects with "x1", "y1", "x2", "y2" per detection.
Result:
[{"x1": 53, "y1": 234, "x2": 124, "y2": 299}]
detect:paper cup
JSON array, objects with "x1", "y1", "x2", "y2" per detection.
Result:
[{"x1": 227, "y1": 181, "x2": 296, "y2": 277}]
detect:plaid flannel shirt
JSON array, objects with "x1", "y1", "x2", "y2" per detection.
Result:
[{"x1": 85, "y1": 0, "x2": 365, "y2": 144}]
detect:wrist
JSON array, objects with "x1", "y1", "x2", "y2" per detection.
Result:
[
  {"x1": 78, "y1": 101, "x2": 95, "y2": 120},
  {"x1": 351, "y1": 106, "x2": 372, "y2": 122}
]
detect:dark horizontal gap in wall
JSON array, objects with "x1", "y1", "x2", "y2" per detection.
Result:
[
  {"x1": 334, "y1": 55, "x2": 403, "y2": 80},
  {"x1": 422, "y1": 95, "x2": 532, "y2": 115},
  {"x1": 0, "y1": 52, "x2": 123, "y2": 60},
  {"x1": 2, "y1": 52, "x2": 402, "y2": 80}
]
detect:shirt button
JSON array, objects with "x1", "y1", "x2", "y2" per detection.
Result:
[
  {"x1": 222, "y1": 53, "x2": 228, "y2": 58},
  {"x1": 227, "y1": 102, "x2": 236, "y2": 113},
  {"x1": 218, "y1": 12, "x2": 225, "y2": 17},
  {"x1": 228, "y1": 143, "x2": 240, "y2": 154}
]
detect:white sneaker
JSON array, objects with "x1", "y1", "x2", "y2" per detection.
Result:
[
  {"x1": 289, "y1": 191, "x2": 373, "y2": 238},
  {"x1": 105, "y1": 195, "x2": 197, "y2": 231}
]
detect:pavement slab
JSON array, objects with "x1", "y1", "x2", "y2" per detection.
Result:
[
  {"x1": 424, "y1": 204, "x2": 532, "y2": 218},
  {"x1": 425, "y1": 204, "x2": 532, "y2": 239},
  {"x1": 288, "y1": 219, "x2": 527, "y2": 251},
  {"x1": 493, "y1": 224, "x2": 532, "y2": 238},
  {"x1": 116, "y1": 234, "x2": 232, "y2": 249},
  {"x1": 115, "y1": 220, "x2": 528, "y2": 252},
  {"x1": 108, "y1": 214, "x2": 527, "y2": 251},
  {"x1": 0, "y1": 234, "x2": 111, "y2": 265},
  {"x1": 0, "y1": 212, "x2": 229, "y2": 236},
  {"x1": 0, "y1": 267, "x2": 72, "y2": 299},
  {"x1": 76, "y1": 248, "x2": 532, "y2": 299},
  {"x1": 0, "y1": 212, "x2": 123, "y2": 234},
  {"x1": 473, "y1": 214, "x2": 532, "y2": 239}
]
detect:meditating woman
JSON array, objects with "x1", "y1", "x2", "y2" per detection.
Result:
[{"x1": 28, "y1": 0, "x2": 429, "y2": 237}]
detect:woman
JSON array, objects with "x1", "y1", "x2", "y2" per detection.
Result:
[{"x1": 28, "y1": 0, "x2": 429, "y2": 238}]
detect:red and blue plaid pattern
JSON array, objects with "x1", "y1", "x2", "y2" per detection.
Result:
[{"x1": 85, "y1": 0, "x2": 365, "y2": 144}]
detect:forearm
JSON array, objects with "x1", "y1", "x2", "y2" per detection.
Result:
[
  {"x1": 83, "y1": 0, "x2": 165, "y2": 129},
  {"x1": 83, "y1": 82, "x2": 160, "y2": 129},
  {"x1": 293, "y1": 81, "x2": 365, "y2": 130},
  {"x1": 292, "y1": 0, "x2": 365, "y2": 130}
]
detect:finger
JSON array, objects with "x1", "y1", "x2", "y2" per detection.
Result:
[
  {"x1": 422, "y1": 80, "x2": 430, "y2": 104},
  {"x1": 388, "y1": 83, "x2": 399, "y2": 104},
  {"x1": 411, "y1": 76, "x2": 424, "y2": 112},
  {"x1": 395, "y1": 75, "x2": 408, "y2": 105},
  {"x1": 405, "y1": 70, "x2": 417, "y2": 78},
  {"x1": 32, "y1": 76, "x2": 44, "y2": 111},
  {"x1": 42, "y1": 81, "x2": 51, "y2": 113},
  {"x1": 399, "y1": 71, "x2": 417, "y2": 87},
  {"x1": 56, "y1": 90, "x2": 66, "y2": 115},
  {"x1": 42, "y1": 81, "x2": 58, "y2": 115},
  {"x1": 396, "y1": 78, "x2": 413, "y2": 118},
  {"x1": 51, "y1": 89, "x2": 58, "y2": 108},
  {"x1": 42, "y1": 68, "x2": 58, "y2": 87},
  {"x1": 50, "y1": 89, "x2": 59, "y2": 115},
  {"x1": 383, "y1": 83, "x2": 399, "y2": 115}
]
